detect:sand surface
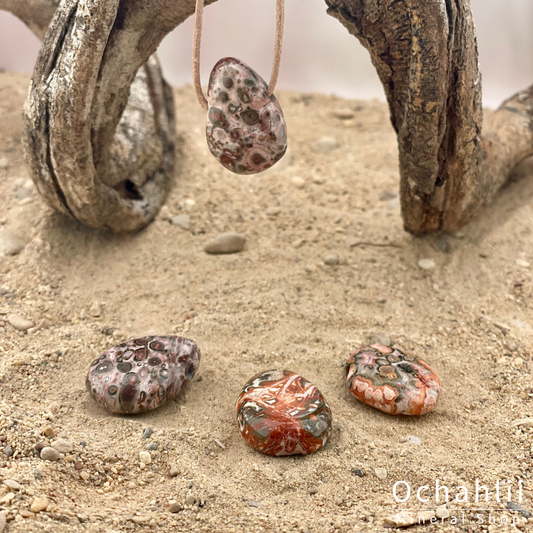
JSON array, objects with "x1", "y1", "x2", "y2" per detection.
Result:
[{"x1": 1, "y1": 71, "x2": 533, "y2": 532}]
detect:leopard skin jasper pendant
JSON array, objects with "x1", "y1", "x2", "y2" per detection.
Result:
[
  {"x1": 206, "y1": 57, "x2": 287, "y2": 174},
  {"x1": 86, "y1": 336, "x2": 200, "y2": 414},
  {"x1": 345, "y1": 345, "x2": 440, "y2": 416},
  {"x1": 236, "y1": 369, "x2": 332, "y2": 456}
]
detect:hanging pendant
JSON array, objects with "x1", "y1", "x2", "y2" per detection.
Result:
[{"x1": 206, "y1": 57, "x2": 287, "y2": 175}]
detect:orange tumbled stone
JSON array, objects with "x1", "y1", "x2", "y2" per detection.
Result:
[
  {"x1": 345, "y1": 345, "x2": 441, "y2": 415},
  {"x1": 236, "y1": 370, "x2": 332, "y2": 456}
]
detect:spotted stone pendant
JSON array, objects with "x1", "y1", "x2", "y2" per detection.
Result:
[{"x1": 206, "y1": 58, "x2": 287, "y2": 174}]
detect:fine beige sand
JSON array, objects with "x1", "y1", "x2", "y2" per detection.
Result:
[{"x1": 1, "y1": 71, "x2": 533, "y2": 533}]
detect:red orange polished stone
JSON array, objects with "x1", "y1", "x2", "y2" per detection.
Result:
[
  {"x1": 345, "y1": 345, "x2": 440, "y2": 415},
  {"x1": 236, "y1": 369, "x2": 332, "y2": 456}
]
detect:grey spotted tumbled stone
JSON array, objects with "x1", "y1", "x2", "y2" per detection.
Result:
[
  {"x1": 206, "y1": 58, "x2": 287, "y2": 174},
  {"x1": 204, "y1": 232, "x2": 246, "y2": 255},
  {"x1": 86, "y1": 336, "x2": 201, "y2": 414}
]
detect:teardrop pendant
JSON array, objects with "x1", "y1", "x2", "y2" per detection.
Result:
[{"x1": 206, "y1": 58, "x2": 287, "y2": 175}]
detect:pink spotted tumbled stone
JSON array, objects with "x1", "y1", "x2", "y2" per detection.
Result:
[
  {"x1": 86, "y1": 336, "x2": 200, "y2": 414},
  {"x1": 206, "y1": 57, "x2": 287, "y2": 174}
]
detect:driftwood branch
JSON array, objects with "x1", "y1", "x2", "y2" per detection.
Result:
[
  {"x1": 326, "y1": 0, "x2": 533, "y2": 234},
  {"x1": 1, "y1": 0, "x2": 188, "y2": 231},
  {"x1": 2, "y1": 0, "x2": 532, "y2": 234}
]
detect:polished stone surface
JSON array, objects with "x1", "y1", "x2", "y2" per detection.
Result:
[
  {"x1": 206, "y1": 58, "x2": 287, "y2": 174},
  {"x1": 345, "y1": 344, "x2": 440, "y2": 415},
  {"x1": 86, "y1": 336, "x2": 200, "y2": 414},
  {"x1": 236, "y1": 369, "x2": 332, "y2": 456}
]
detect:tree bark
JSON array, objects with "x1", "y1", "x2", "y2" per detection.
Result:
[
  {"x1": 326, "y1": 0, "x2": 533, "y2": 234},
  {"x1": 1, "y1": 0, "x2": 185, "y2": 231}
]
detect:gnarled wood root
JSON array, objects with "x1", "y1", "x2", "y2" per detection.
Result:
[
  {"x1": 327, "y1": 0, "x2": 533, "y2": 234},
  {"x1": 3, "y1": 0, "x2": 176, "y2": 232}
]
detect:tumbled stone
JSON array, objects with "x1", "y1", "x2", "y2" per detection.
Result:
[
  {"x1": 7, "y1": 314, "x2": 34, "y2": 331},
  {"x1": 86, "y1": 336, "x2": 201, "y2": 414},
  {"x1": 204, "y1": 232, "x2": 246, "y2": 255},
  {"x1": 30, "y1": 497, "x2": 49, "y2": 513},
  {"x1": 40, "y1": 447, "x2": 60, "y2": 461},
  {"x1": 206, "y1": 57, "x2": 287, "y2": 174},
  {"x1": 345, "y1": 345, "x2": 440, "y2": 415},
  {"x1": 236, "y1": 369, "x2": 332, "y2": 456}
]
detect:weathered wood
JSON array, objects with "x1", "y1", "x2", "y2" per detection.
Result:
[
  {"x1": 326, "y1": 0, "x2": 533, "y2": 234},
  {"x1": 2, "y1": 0, "x2": 182, "y2": 231}
]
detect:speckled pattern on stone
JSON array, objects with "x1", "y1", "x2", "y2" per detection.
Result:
[
  {"x1": 206, "y1": 57, "x2": 287, "y2": 174},
  {"x1": 236, "y1": 369, "x2": 332, "y2": 456},
  {"x1": 86, "y1": 336, "x2": 200, "y2": 414},
  {"x1": 345, "y1": 344, "x2": 441, "y2": 415}
]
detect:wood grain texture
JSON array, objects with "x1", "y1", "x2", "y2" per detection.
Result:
[{"x1": 327, "y1": 0, "x2": 533, "y2": 234}]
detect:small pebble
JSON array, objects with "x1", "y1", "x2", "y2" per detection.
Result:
[
  {"x1": 378, "y1": 190, "x2": 397, "y2": 201},
  {"x1": 323, "y1": 254, "x2": 339, "y2": 266},
  {"x1": 291, "y1": 177, "x2": 306, "y2": 189},
  {"x1": 311, "y1": 136, "x2": 339, "y2": 154},
  {"x1": 3, "y1": 445, "x2": 13, "y2": 457},
  {"x1": 43, "y1": 427, "x2": 55, "y2": 438},
  {"x1": 170, "y1": 214, "x2": 191, "y2": 230},
  {"x1": 248, "y1": 500, "x2": 262, "y2": 508},
  {"x1": 169, "y1": 466, "x2": 180, "y2": 478},
  {"x1": 418, "y1": 258, "x2": 435, "y2": 270},
  {"x1": 90, "y1": 301, "x2": 102, "y2": 317},
  {"x1": 516, "y1": 259, "x2": 530, "y2": 268},
  {"x1": 146, "y1": 442, "x2": 159, "y2": 451},
  {"x1": 185, "y1": 495, "x2": 196, "y2": 506},
  {"x1": 140, "y1": 451, "x2": 151, "y2": 464},
  {"x1": 204, "y1": 232, "x2": 246, "y2": 255},
  {"x1": 436, "y1": 504, "x2": 450, "y2": 519},
  {"x1": 31, "y1": 497, "x2": 49, "y2": 513},
  {"x1": 40, "y1": 447, "x2": 60, "y2": 461},
  {"x1": 351, "y1": 468, "x2": 365, "y2": 477},
  {"x1": 0, "y1": 229, "x2": 25, "y2": 257},
  {"x1": 511, "y1": 418, "x2": 533, "y2": 428},
  {"x1": 7, "y1": 314, "x2": 35, "y2": 332},
  {"x1": 33, "y1": 469, "x2": 42, "y2": 480},
  {"x1": 374, "y1": 467, "x2": 388, "y2": 480},
  {"x1": 51, "y1": 438, "x2": 73, "y2": 454},
  {"x1": 331, "y1": 108, "x2": 355, "y2": 120},
  {"x1": 0, "y1": 157, "x2": 8, "y2": 169},
  {"x1": 143, "y1": 427, "x2": 153, "y2": 439},
  {"x1": 404, "y1": 435, "x2": 421, "y2": 445},
  {"x1": 80, "y1": 440, "x2": 87, "y2": 447},
  {"x1": 0, "y1": 511, "x2": 5, "y2": 533},
  {"x1": 507, "y1": 502, "x2": 532, "y2": 519},
  {"x1": 169, "y1": 502, "x2": 182, "y2": 513},
  {"x1": 4, "y1": 480, "x2": 21, "y2": 491},
  {"x1": 266, "y1": 206, "x2": 281, "y2": 217}
]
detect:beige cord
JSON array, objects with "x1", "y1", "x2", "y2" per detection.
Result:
[{"x1": 192, "y1": 0, "x2": 285, "y2": 111}]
